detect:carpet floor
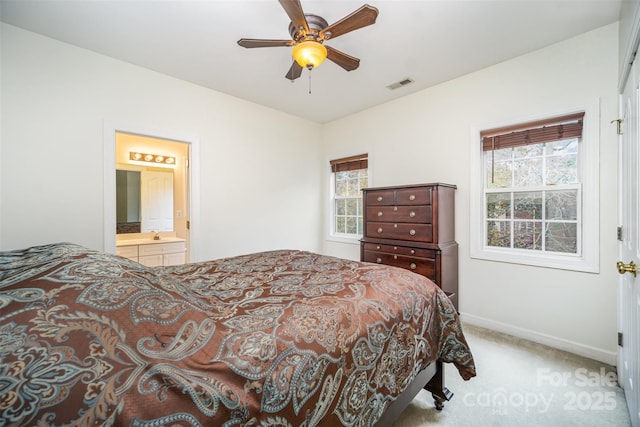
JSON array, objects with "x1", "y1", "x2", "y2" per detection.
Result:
[{"x1": 392, "y1": 323, "x2": 631, "y2": 426}]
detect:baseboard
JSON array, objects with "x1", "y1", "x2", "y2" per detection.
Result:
[{"x1": 460, "y1": 312, "x2": 617, "y2": 366}]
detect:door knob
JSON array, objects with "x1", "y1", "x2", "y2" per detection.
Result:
[{"x1": 617, "y1": 261, "x2": 637, "y2": 277}]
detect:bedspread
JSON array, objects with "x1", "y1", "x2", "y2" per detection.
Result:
[{"x1": 0, "y1": 243, "x2": 475, "y2": 426}]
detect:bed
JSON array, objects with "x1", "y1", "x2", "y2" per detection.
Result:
[{"x1": 0, "y1": 242, "x2": 475, "y2": 426}]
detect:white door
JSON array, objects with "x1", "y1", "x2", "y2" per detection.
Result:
[
  {"x1": 141, "y1": 171, "x2": 174, "y2": 232},
  {"x1": 618, "y1": 54, "x2": 640, "y2": 427}
]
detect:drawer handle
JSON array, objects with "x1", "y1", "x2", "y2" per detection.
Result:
[
  {"x1": 377, "y1": 227, "x2": 383, "y2": 233},
  {"x1": 377, "y1": 196, "x2": 383, "y2": 202},
  {"x1": 409, "y1": 194, "x2": 416, "y2": 201},
  {"x1": 376, "y1": 258, "x2": 382, "y2": 263},
  {"x1": 409, "y1": 211, "x2": 416, "y2": 218},
  {"x1": 411, "y1": 249, "x2": 416, "y2": 254},
  {"x1": 394, "y1": 255, "x2": 398, "y2": 260},
  {"x1": 394, "y1": 224, "x2": 398, "y2": 228},
  {"x1": 377, "y1": 211, "x2": 383, "y2": 217},
  {"x1": 409, "y1": 229, "x2": 416, "y2": 236},
  {"x1": 376, "y1": 245, "x2": 381, "y2": 250},
  {"x1": 410, "y1": 263, "x2": 417, "y2": 270}
]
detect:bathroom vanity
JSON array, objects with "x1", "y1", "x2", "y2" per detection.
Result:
[{"x1": 116, "y1": 237, "x2": 186, "y2": 267}]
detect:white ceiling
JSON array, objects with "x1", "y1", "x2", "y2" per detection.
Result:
[{"x1": 0, "y1": 0, "x2": 622, "y2": 123}]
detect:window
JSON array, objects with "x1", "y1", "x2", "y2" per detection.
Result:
[
  {"x1": 470, "y1": 108, "x2": 599, "y2": 272},
  {"x1": 329, "y1": 154, "x2": 368, "y2": 240}
]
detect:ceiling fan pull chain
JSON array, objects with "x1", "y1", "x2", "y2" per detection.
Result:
[{"x1": 308, "y1": 70, "x2": 312, "y2": 94}]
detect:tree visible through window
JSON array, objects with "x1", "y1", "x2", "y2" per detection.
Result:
[
  {"x1": 330, "y1": 154, "x2": 368, "y2": 237},
  {"x1": 482, "y1": 113, "x2": 583, "y2": 255}
]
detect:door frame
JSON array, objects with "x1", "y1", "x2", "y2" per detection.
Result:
[{"x1": 103, "y1": 121, "x2": 200, "y2": 260}]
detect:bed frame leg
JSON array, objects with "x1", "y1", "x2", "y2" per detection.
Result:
[{"x1": 424, "y1": 361, "x2": 453, "y2": 410}]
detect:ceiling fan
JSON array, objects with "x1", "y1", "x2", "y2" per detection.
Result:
[{"x1": 237, "y1": 0, "x2": 379, "y2": 81}]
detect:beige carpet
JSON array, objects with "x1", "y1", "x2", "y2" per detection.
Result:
[{"x1": 392, "y1": 324, "x2": 631, "y2": 426}]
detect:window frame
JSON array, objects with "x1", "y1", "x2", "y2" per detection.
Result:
[
  {"x1": 327, "y1": 154, "x2": 369, "y2": 244},
  {"x1": 470, "y1": 103, "x2": 600, "y2": 273}
]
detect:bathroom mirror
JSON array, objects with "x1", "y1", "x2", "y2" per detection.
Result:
[{"x1": 116, "y1": 169, "x2": 174, "y2": 234}]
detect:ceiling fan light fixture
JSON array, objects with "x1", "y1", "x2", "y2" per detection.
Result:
[{"x1": 292, "y1": 40, "x2": 327, "y2": 70}]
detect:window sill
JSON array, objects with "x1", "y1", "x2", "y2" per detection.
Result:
[
  {"x1": 326, "y1": 234, "x2": 362, "y2": 245},
  {"x1": 470, "y1": 247, "x2": 599, "y2": 273}
]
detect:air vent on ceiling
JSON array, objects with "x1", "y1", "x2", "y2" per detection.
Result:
[{"x1": 386, "y1": 78, "x2": 414, "y2": 90}]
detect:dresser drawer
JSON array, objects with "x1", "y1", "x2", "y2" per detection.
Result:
[
  {"x1": 116, "y1": 245, "x2": 138, "y2": 259},
  {"x1": 139, "y1": 242, "x2": 185, "y2": 257},
  {"x1": 366, "y1": 222, "x2": 433, "y2": 243},
  {"x1": 365, "y1": 187, "x2": 434, "y2": 206},
  {"x1": 367, "y1": 205, "x2": 432, "y2": 223},
  {"x1": 396, "y1": 187, "x2": 432, "y2": 205},
  {"x1": 363, "y1": 242, "x2": 435, "y2": 259},
  {"x1": 365, "y1": 190, "x2": 396, "y2": 206},
  {"x1": 363, "y1": 250, "x2": 436, "y2": 279}
]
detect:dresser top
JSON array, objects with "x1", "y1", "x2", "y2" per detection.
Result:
[{"x1": 362, "y1": 182, "x2": 457, "y2": 192}]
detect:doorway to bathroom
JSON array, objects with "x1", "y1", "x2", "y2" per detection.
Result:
[
  {"x1": 104, "y1": 126, "x2": 197, "y2": 263},
  {"x1": 115, "y1": 131, "x2": 191, "y2": 261}
]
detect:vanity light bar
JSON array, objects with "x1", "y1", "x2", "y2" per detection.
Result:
[{"x1": 129, "y1": 152, "x2": 176, "y2": 165}]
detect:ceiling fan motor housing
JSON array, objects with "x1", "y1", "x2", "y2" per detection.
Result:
[{"x1": 289, "y1": 14, "x2": 329, "y2": 42}]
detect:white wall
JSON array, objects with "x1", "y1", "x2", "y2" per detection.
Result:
[
  {"x1": 321, "y1": 23, "x2": 620, "y2": 364},
  {"x1": 0, "y1": 23, "x2": 323, "y2": 260}
]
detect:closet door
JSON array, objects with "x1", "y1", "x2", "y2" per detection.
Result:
[
  {"x1": 618, "y1": 51, "x2": 640, "y2": 427},
  {"x1": 141, "y1": 171, "x2": 174, "y2": 232}
]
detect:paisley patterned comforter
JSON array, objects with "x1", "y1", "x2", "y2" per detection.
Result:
[{"x1": 0, "y1": 243, "x2": 475, "y2": 427}]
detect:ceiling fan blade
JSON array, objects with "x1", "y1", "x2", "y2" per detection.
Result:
[
  {"x1": 320, "y1": 4, "x2": 379, "y2": 40},
  {"x1": 285, "y1": 61, "x2": 303, "y2": 81},
  {"x1": 237, "y1": 38, "x2": 294, "y2": 48},
  {"x1": 326, "y1": 46, "x2": 360, "y2": 71},
  {"x1": 279, "y1": 0, "x2": 309, "y2": 33}
]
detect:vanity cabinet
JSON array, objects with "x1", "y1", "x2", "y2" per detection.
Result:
[
  {"x1": 360, "y1": 183, "x2": 458, "y2": 309},
  {"x1": 115, "y1": 245, "x2": 139, "y2": 261},
  {"x1": 116, "y1": 240, "x2": 186, "y2": 267}
]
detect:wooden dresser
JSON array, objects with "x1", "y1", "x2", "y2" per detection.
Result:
[{"x1": 360, "y1": 183, "x2": 458, "y2": 309}]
